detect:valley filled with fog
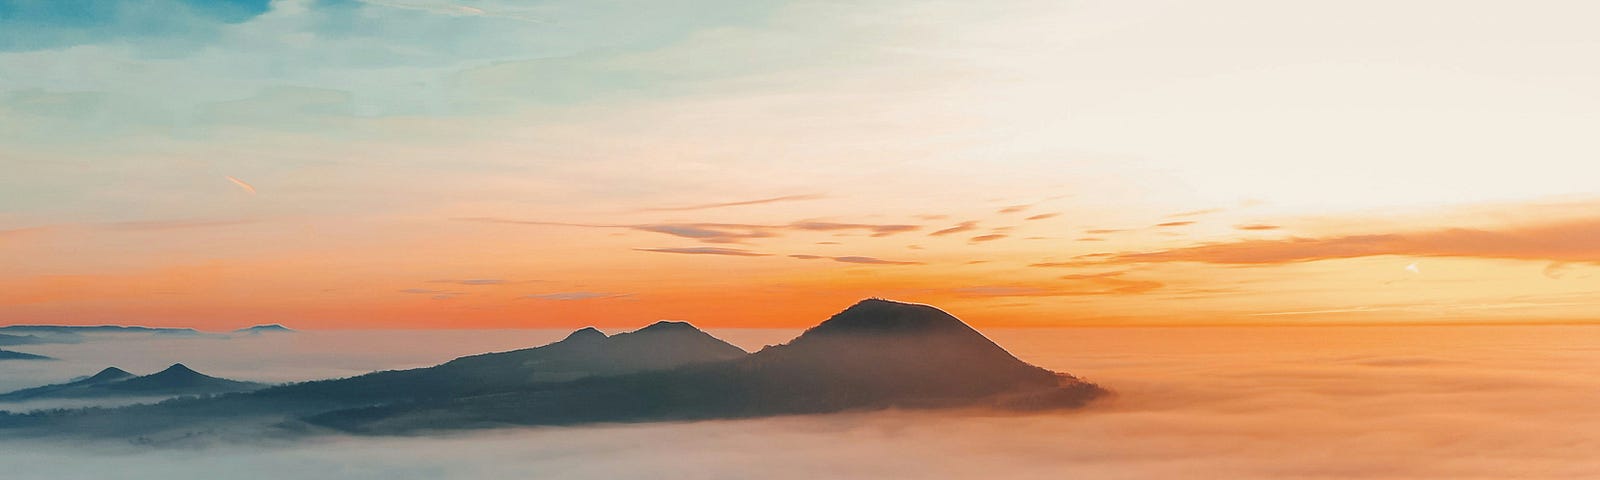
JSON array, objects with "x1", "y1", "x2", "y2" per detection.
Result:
[{"x1": 3, "y1": 325, "x2": 1598, "y2": 479}]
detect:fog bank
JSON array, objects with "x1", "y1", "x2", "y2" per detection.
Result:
[{"x1": 3, "y1": 326, "x2": 1598, "y2": 479}]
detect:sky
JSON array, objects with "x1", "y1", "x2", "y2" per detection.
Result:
[{"x1": 3, "y1": 0, "x2": 1600, "y2": 329}]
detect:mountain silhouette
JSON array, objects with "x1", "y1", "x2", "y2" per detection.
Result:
[
  {"x1": 0, "y1": 368, "x2": 135, "y2": 400},
  {"x1": 234, "y1": 324, "x2": 295, "y2": 334},
  {"x1": 0, "y1": 333, "x2": 48, "y2": 347},
  {"x1": 0, "y1": 349, "x2": 52, "y2": 361},
  {"x1": 0, "y1": 325, "x2": 199, "y2": 335},
  {"x1": 307, "y1": 299, "x2": 1105, "y2": 433},
  {"x1": 0, "y1": 365, "x2": 265, "y2": 401},
  {"x1": 107, "y1": 364, "x2": 266, "y2": 394},
  {"x1": 84, "y1": 367, "x2": 138, "y2": 383},
  {"x1": 252, "y1": 320, "x2": 747, "y2": 405},
  {"x1": 0, "y1": 299, "x2": 1105, "y2": 438}
]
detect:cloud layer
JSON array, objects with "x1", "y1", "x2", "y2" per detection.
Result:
[{"x1": 4, "y1": 325, "x2": 1597, "y2": 478}]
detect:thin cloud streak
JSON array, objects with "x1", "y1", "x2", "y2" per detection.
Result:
[
  {"x1": 635, "y1": 194, "x2": 825, "y2": 212},
  {"x1": 225, "y1": 176, "x2": 256, "y2": 195},
  {"x1": 929, "y1": 221, "x2": 978, "y2": 236},
  {"x1": 523, "y1": 292, "x2": 631, "y2": 301},
  {"x1": 1103, "y1": 217, "x2": 1600, "y2": 265},
  {"x1": 831, "y1": 256, "x2": 922, "y2": 265},
  {"x1": 634, "y1": 247, "x2": 771, "y2": 256},
  {"x1": 460, "y1": 218, "x2": 918, "y2": 243}
]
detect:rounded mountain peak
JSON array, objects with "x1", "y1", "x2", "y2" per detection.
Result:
[
  {"x1": 562, "y1": 327, "x2": 607, "y2": 342},
  {"x1": 635, "y1": 320, "x2": 701, "y2": 334},
  {"x1": 86, "y1": 367, "x2": 135, "y2": 382},
  {"x1": 157, "y1": 363, "x2": 201, "y2": 376},
  {"x1": 807, "y1": 298, "x2": 974, "y2": 335}
]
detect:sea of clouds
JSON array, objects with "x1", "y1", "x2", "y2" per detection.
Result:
[{"x1": 2, "y1": 325, "x2": 1598, "y2": 479}]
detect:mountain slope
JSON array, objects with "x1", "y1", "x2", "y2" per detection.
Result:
[
  {"x1": 0, "y1": 368, "x2": 135, "y2": 400},
  {"x1": 0, "y1": 349, "x2": 52, "y2": 361},
  {"x1": 234, "y1": 324, "x2": 295, "y2": 334},
  {"x1": 309, "y1": 299, "x2": 1105, "y2": 433},
  {"x1": 105, "y1": 364, "x2": 267, "y2": 394},
  {"x1": 0, "y1": 365, "x2": 265, "y2": 401},
  {"x1": 0, "y1": 333, "x2": 48, "y2": 346},
  {"x1": 253, "y1": 321, "x2": 747, "y2": 405}
]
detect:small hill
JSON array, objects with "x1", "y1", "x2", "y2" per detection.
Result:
[
  {"x1": 254, "y1": 321, "x2": 747, "y2": 404},
  {"x1": 234, "y1": 324, "x2": 295, "y2": 334},
  {"x1": 0, "y1": 325, "x2": 198, "y2": 335},
  {"x1": 0, "y1": 333, "x2": 48, "y2": 346},
  {"x1": 106, "y1": 364, "x2": 267, "y2": 394},
  {"x1": 0, "y1": 365, "x2": 265, "y2": 401},
  {"x1": 0, "y1": 367, "x2": 135, "y2": 400},
  {"x1": 0, "y1": 349, "x2": 52, "y2": 361}
]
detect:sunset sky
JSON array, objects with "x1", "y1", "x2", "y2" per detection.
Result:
[{"x1": 4, "y1": 0, "x2": 1599, "y2": 329}]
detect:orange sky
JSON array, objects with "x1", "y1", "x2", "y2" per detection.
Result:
[{"x1": 4, "y1": 0, "x2": 1600, "y2": 329}]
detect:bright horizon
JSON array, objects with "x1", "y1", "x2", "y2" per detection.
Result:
[{"x1": 6, "y1": 0, "x2": 1600, "y2": 330}]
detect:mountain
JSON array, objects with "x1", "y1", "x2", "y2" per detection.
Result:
[
  {"x1": 0, "y1": 349, "x2": 52, "y2": 361},
  {"x1": 254, "y1": 320, "x2": 748, "y2": 405},
  {"x1": 307, "y1": 299, "x2": 1105, "y2": 433},
  {"x1": 234, "y1": 324, "x2": 295, "y2": 334},
  {"x1": 0, "y1": 367, "x2": 135, "y2": 400},
  {"x1": 0, "y1": 333, "x2": 49, "y2": 346},
  {"x1": 0, "y1": 299, "x2": 1106, "y2": 438},
  {"x1": 107, "y1": 364, "x2": 267, "y2": 394},
  {"x1": 0, "y1": 365, "x2": 266, "y2": 401},
  {"x1": 0, "y1": 325, "x2": 200, "y2": 335}
]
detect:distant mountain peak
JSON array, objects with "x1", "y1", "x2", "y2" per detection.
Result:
[
  {"x1": 236, "y1": 324, "x2": 295, "y2": 333},
  {"x1": 86, "y1": 367, "x2": 135, "y2": 383},
  {"x1": 562, "y1": 327, "x2": 607, "y2": 342},
  {"x1": 635, "y1": 320, "x2": 701, "y2": 333},
  {"x1": 156, "y1": 363, "x2": 200, "y2": 376},
  {"x1": 805, "y1": 298, "x2": 973, "y2": 336}
]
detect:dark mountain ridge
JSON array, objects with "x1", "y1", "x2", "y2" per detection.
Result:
[
  {"x1": 0, "y1": 349, "x2": 53, "y2": 361},
  {"x1": 307, "y1": 299, "x2": 1104, "y2": 433},
  {"x1": 0, "y1": 364, "x2": 266, "y2": 401},
  {"x1": 252, "y1": 320, "x2": 747, "y2": 405},
  {"x1": 0, "y1": 325, "x2": 200, "y2": 335},
  {"x1": 0, "y1": 333, "x2": 50, "y2": 346},
  {"x1": 0, "y1": 299, "x2": 1106, "y2": 438},
  {"x1": 235, "y1": 324, "x2": 295, "y2": 334}
]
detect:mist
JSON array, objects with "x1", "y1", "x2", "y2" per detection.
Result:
[{"x1": 3, "y1": 326, "x2": 1599, "y2": 478}]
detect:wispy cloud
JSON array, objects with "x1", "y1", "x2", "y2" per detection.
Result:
[
  {"x1": 788, "y1": 254, "x2": 922, "y2": 265},
  {"x1": 1101, "y1": 217, "x2": 1600, "y2": 265},
  {"x1": 954, "y1": 272, "x2": 1161, "y2": 298},
  {"x1": 1166, "y1": 208, "x2": 1224, "y2": 218},
  {"x1": 1025, "y1": 213, "x2": 1060, "y2": 221},
  {"x1": 635, "y1": 194, "x2": 824, "y2": 212},
  {"x1": 929, "y1": 221, "x2": 978, "y2": 236},
  {"x1": 788, "y1": 222, "x2": 919, "y2": 237},
  {"x1": 225, "y1": 176, "x2": 257, "y2": 195},
  {"x1": 831, "y1": 256, "x2": 923, "y2": 265},
  {"x1": 635, "y1": 247, "x2": 771, "y2": 256},
  {"x1": 523, "y1": 292, "x2": 631, "y2": 301},
  {"x1": 970, "y1": 234, "x2": 1007, "y2": 242},
  {"x1": 1235, "y1": 224, "x2": 1281, "y2": 231},
  {"x1": 998, "y1": 205, "x2": 1029, "y2": 214},
  {"x1": 104, "y1": 219, "x2": 253, "y2": 231},
  {"x1": 1154, "y1": 221, "x2": 1195, "y2": 228},
  {"x1": 461, "y1": 218, "x2": 918, "y2": 243},
  {"x1": 399, "y1": 288, "x2": 464, "y2": 299}
]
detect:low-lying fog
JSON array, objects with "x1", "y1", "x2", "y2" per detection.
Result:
[{"x1": 3, "y1": 325, "x2": 1598, "y2": 479}]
